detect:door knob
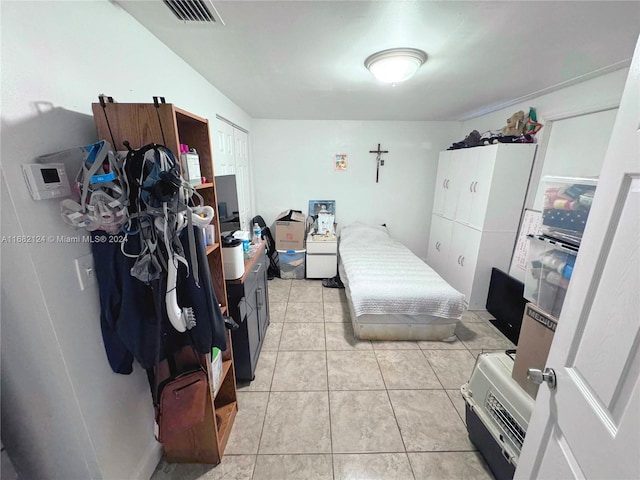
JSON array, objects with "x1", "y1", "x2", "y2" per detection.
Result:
[{"x1": 527, "y1": 367, "x2": 557, "y2": 389}]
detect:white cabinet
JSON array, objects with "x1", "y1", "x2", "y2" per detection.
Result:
[
  {"x1": 306, "y1": 235, "x2": 337, "y2": 279},
  {"x1": 427, "y1": 144, "x2": 536, "y2": 309}
]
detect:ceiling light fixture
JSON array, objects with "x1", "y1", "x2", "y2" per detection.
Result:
[{"x1": 365, "y1": 48, "x2": 428, "y2": 84}]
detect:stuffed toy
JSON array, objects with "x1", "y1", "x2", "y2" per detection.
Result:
[{"x1": 501, "y1": 110, "x2": 526, "y2": 136}]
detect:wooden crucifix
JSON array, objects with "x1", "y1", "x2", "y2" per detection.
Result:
[{"x1": 369, "y1": 143, "x2": 388, "y2": 183}]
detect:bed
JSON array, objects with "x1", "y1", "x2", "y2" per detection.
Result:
[{"x1": 338, "y1": 223, "x2": 467, "y2": 341}]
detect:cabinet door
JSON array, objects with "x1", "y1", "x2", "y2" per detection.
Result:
[
  {"x1": 442, "y1": 152, "x2": 460, "y2": 220},
  {"x1": 254, "y1": 254, "x2": 269, "y2": 339},
  {"x1": 453, "y1": 149, "x2": 478, "y2": 225},
  {"x1": 468, "y1": 146, "x2": 497, "y2": 230},
  {"x1": 448, "y1": 223, "x2": 482, "y2": 299},
  {"x1": 427, "y1": 215, "x2": 453, "y2": 278},
  {"x1": 433, "y1": 151, "x2": 451, "y2": 216}
]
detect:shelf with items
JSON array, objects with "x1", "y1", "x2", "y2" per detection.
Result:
[{"x1": 91, "y1": 100, "x2": 235, "y2": 466}]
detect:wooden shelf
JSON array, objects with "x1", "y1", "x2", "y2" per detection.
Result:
[
  {"x1": 219, "y1": 359, "x2": 233, "y2": 390},
  {"x1": 215, "y1": 401, "x2": 238, "y2": 454},
  {"x1": 92, "y1": 102, "x2": 235, "y2": 466}
]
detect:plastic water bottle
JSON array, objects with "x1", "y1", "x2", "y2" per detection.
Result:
[{"x1": 252, "y1": 223, "x2": 262, "y2": 244}]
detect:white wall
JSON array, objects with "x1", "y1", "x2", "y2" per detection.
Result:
[
  {"x1": 0, "y1": 1, "x2": 250, "y2": 479},
  {"x1": 251, "y1": 120, "x2": 460, "y2": 258}
]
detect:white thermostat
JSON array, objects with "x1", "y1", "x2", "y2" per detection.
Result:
[{"x1": 22, "y1": 163, "x2": 71, "y2": 200}]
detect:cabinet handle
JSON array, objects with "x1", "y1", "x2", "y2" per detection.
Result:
[
  {"x1": 445, "y1": 179, "x2": 450, "y2": 188},
  {"x1": 469, "y1": 182, "x2": 473, "y2": 192},
  {"x1": 460, "y1": 256, "x2": 465, "y2": 267},
  {"x1": 473, "y1": 181, "x2": 477, "y2": 193},
  {"x1": 443, "y1": 179, "x2": 447, "y2": 189},
  {"x1": 256, "y1": 287, "x2": 263, "y2": 308},
  {"x1": 436, "y1": 241, "x2": 440, "y2": 251},
  {"x1": 253, "y1": 263, "x2": 262, "y2": 274},
  {"x1": 457, "y1": 255, "x2": 461, "y2": 265}
]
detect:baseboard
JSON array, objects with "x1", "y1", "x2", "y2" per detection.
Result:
[{"x1": 133, "y1": 438, "x2": 162, "y2": 480}]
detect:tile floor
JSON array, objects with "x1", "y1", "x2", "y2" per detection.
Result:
[{"x1": 152, "y1": 278, "x2": 516, "y2": 480}]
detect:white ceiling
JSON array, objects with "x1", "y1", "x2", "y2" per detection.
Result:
[{"x1": 116, "y1": 1, "x2": 639, "y2": 121}]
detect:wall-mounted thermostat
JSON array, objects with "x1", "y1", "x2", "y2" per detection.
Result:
[{"x1": 22, "y1": 163, "x2": 71, "y2": 200}]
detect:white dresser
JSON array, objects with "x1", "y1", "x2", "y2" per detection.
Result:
[
  {"x1": 306, "y1": 234, "x2": 338, "y2": 278},
  {"x1": 427, "y1": 144, "x2": 536, "y2": 309}
]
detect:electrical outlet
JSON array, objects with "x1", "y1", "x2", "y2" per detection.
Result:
[{"x1": 74, "y1": 254, "x2": 96, "y2": 291}]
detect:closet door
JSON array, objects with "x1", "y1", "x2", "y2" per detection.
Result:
[
  {"x1": 427, "y1": 214, "x2": 453, "y2": 277},
  {"x1": 433, "y1": 151, "x2": 451, "y2": 216},
  {"x1": 233, "y1": 129, "x2": 251, "y2": 232},
  {"x1": 213, "y1": 118, "x2": 235, "y2": 176},
  {"x1": 448, "y1": 223, "x2": 481, "y2": 299},
  {"x1": 453, "y1": 149, "x2": 478, "y2": 225},
  {"x1": 442, "y1": 151, "x2": 460, "y2": 220},
  {"x1": 468, "y1": 146, "x2": 497, "y2": 230}
]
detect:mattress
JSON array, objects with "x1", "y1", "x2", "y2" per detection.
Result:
[{"x1": 338, "y1": 223, "x2": 467, "y2": 340}]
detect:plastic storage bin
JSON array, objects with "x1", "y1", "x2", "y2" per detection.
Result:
[
  {"x1": 541, "y1": 175, "x2": 597, "y2": 245},
  {"x1": 524, "y1": 235, "x2": 577, "y2": 318},
  {"x1": 278, "y1": 249, "x2": 306, "y2": 279},
  {"x1": 461, "y1": 352, "x2": 534, "y2": 480}
]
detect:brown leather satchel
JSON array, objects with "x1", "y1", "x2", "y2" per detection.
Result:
[{"x1": 156, "y1": 369, "x2": 208, "y2": 443}]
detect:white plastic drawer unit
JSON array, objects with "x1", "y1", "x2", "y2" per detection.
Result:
[
  {"x1": 306, "y1": 239, "x2": 337, "y2": 255},
  {"x1": 306, "y1": 234, "x2": 337, "y2": 279}
]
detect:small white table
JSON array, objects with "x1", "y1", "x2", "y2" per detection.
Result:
[{"x1": 306, "y1": 234, "x2": 337, "y2": 278}]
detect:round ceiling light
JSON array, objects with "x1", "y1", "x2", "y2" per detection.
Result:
[{"x1": 365, "y1": 48, "x2": 428, "y2": 84}]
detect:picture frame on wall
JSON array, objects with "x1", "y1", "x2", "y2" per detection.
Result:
[{"x1": 335, "y1": 154, "x2": 347, "y2": 171}]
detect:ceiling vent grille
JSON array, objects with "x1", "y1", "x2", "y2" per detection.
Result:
[{"x1": 163, "y1": 0, "x2": 225, "y2": 24}]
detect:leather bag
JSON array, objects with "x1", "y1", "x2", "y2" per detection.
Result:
[{"x1": 156, "y1": 369, "x2": 208, "y2": 443}]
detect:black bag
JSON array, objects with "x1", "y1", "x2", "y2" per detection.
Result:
[{"x1": 252, "y1": 215, "x2": 280, "y2": 279}]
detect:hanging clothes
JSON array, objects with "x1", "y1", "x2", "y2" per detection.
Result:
[{"x1": 92, "y1": 226, "x2": 226, "y2": 374}]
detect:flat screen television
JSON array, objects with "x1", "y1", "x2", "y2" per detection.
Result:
[{"x1": 215, "y1": 174, "x2": 240, "y2": 233}]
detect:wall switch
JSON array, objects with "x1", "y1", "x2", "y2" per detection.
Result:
[{"x1": 74, "y1": 254, "x2": 96, "y2": 291}]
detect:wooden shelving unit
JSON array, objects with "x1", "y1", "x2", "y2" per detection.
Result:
[{"x1": 92, "y1": 100, "x2": 237, "y2": 466}]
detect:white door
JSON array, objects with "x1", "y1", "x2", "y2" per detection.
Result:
[
  {"x1": 233, "y1": 128, "x2": 251, "y2": 231},
  {"x1": 454, "y1": 148, "x2": 478, "y2": 225},
  {"x1": 468, "y1": 146, "x2": 497, "y2": 230},
  {"x1": 448, "y1": 222, "x2": 481, "y2": 298},
  {"x1": 433, "y1": 151, "x2": 451, "y2": 216},
  {"x1": 515, "y1": 36, "x2": 640, "y2": 480},
  {"x1": 427, "y1": 215, "x2": 453, "y2": 276},
  {"x1": 443, "y1": 151, "x2": 460, "y2": 220},
  {"x1": 213, "y1": 118, "x2": 235, "y2": 175}
]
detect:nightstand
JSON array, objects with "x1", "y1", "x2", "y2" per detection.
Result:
[{"x1": 306, "y1": 234, "x2": 337, "y2": 278}]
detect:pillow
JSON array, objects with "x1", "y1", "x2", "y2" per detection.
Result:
[{"x1": 340, "y1": 222, "x2": 391, "y2": 246}]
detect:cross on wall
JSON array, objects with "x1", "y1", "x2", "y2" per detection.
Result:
[{"x1": 369, "y1": 143, "x2": 389, "y2": 183}]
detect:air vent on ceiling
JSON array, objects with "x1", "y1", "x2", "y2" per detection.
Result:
[{"x1": 163, "y1": 0, "x2": 225, "y2": 24}]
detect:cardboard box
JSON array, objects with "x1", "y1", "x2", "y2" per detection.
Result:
[
  {"x1": 275, "y1": 210, "x2": 306, "y2": 250},
  {"x1": 512, "y1": 303, "x2": 558, "y2": 399}
]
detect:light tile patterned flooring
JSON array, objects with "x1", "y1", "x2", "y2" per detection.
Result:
[{"x1": 152, "y1": 278, "x2": 516, "y2": 480}]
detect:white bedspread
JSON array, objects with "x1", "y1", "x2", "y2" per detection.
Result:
[{"x1": 339, "y1": 223, "x2": 467, "y2": 319}]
